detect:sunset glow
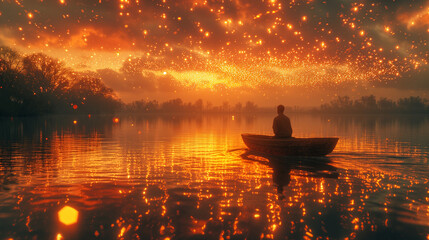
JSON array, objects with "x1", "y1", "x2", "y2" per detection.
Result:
[
  {"x1": 1, "y1": 0, "x2": 428, "y2": 104},
  {"x1": 1, "y1": 2, "x2": 429, "y2": 238}
]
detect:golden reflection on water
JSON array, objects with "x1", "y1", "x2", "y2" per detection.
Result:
[
  {"x1": 0, "y1": 115, "x2": 428, "y2": 239},
  {"x1": 58, "y1": 206, "x2": 78, "y2": 225}
]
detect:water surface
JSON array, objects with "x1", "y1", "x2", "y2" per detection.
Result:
[{"x1": 0, "y1": 114, "x2": 428, "y2": 239}]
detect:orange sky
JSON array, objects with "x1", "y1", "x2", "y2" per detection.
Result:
[{"x1": 0, "y1": 0, "x2": 428, "y2": 106}]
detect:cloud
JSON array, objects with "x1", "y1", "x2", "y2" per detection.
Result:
[
  {"x1": 397, "y1": 0, "x2": 429, "y2": 29},
  {"x1": 0, "y1": 0, "x2": 428, "y2": 104},
  {"x1": 96, "y1": 68, "x2": 184, "y2": 94}
]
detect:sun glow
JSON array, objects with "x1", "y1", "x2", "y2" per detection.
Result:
[{"x1": 0, "y1": 0, "x2": 428, "y2": 104}]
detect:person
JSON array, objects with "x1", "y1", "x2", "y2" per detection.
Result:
[{"x1": 273, "y1": 105, "x2": 292, "y2": 138}]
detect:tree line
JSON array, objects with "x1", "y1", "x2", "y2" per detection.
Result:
[
  {"x1": 124, "y1": 98, "x2": 259, "y2": 113},
  {"x1": 0, "y1": 46, "x2": 121, "y2": 116},
  {"x1": 2, "y1": 46, "x2": 428, "y2": 116},
  {"x1": 320, "y1": 95, "x2": 429, "y2": 114},
  {"x1": 0, "y1": 46, "x2": 260, "y2": 116}
]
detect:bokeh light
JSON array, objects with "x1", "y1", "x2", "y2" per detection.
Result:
[{"x1": 58, "y1": 206, "x2": 79, "y2": 225}]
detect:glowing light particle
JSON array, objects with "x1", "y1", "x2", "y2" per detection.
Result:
[
  {"x1": 58, "y1": 206, "x2": 79, "y2": 225},
  {"x1": 27, "y1": 13, "x2": 33, "y2": 19},
  {"x1": 113, "y1": 117, "x2": 120, "y2": 123},
  {"x1": 119, "y1": 227, "x2": 126, "y2": 237}
]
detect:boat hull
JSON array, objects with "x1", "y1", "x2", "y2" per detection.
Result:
[{"x1": 241, "y1": 134, "x2": 339, "y2": 156}]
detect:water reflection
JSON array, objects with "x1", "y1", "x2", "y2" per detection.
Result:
[
  {"x1": 58, "y1": 206, "x2": 79, "y2": 225},
  {"x1": 240, "y1": 150, "x2": 339, "y2": 198},
  {"x1": 0, "y1": 115, "x2": 428, "y2": 239}
]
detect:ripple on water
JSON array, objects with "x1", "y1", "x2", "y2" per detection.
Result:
[{"x1": 0, "y1": 115, "x2": 428, "y2": 239}]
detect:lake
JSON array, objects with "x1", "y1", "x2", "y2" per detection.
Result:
[{"x1": 0, "y1": 114, "x2": 428, "y2": 239}]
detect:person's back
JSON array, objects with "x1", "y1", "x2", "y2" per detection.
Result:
[{"x1": 273, "y1": 105, "x2": 292, "y2": 138}]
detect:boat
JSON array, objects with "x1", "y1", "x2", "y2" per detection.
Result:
[{"x1": 241, "y1": 134, "x2": 339, "y2": 156}]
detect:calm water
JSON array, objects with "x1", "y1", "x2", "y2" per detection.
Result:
[{"x1": 0, "y1": 114, "x2": 428, "y2": 240}]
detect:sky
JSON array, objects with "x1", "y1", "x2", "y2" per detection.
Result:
[{"x1": 0, "y1": 0, "x2": 428, "y2": 106}]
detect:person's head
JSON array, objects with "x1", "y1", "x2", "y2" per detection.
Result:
[{"x1": 277, "y1": 105, "x2": 285, "y2": 114}]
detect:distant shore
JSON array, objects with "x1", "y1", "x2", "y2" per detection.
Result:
[{"x1": 2, "y1": 46, "x2": 428, "y2": 116}]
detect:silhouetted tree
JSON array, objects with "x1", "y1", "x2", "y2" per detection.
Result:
[
  {"x1": 321, "y1": 95, "x2": 428, "y2": 114},
  {"x1": 222, "y1": 101, "x2": 230, "y2": 112},
  {"x1": 234, "y1": 102, "x2": 243, "y2": 112},
  {"x1": 161, "y1": 98, "x2": 183, "y2": 112},
  {"x1": 22, "y1": 53, "x2": 71, "y2": 113},
  {"x1": 0, "y1": 47, "x2": 26, "y2": 115},
  {"x1": 69, "y1": 76, "x2": 120, "y2": 114},
  {"x1": 354, "y1": 95, "x2": 377, "y2": 113},
  {"x1": 244, "y1": 101, "x2": 258, "y2": 112},
  {"x1": 397, "y1": 96, "x2": 426, "y2": 113},
  {"x1": 206, "y1": 101, "x2": 213, "y2": 111},
  {"x1": 194, "y1": 99, "x2": 203, "y2": 112},
  {"x1": 322, "y1": 96, "x2": 353, "y2": 113},
  {"x1": 0, "y1": 46, "x2": 121, "y2": 115},
  {"x1": 377, "y1": 98, "x2": 396, "y2": 113}
]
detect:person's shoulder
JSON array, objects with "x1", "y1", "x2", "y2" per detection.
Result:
[{"x1": 279, "y1": 114, "x2": 290, "y2": 122}]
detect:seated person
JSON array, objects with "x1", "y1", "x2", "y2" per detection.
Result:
[{"x1": 273, "y1": 105, "x2": 292, "y2": 138}]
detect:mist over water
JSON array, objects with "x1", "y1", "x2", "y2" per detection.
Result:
[{"x1": 0, "y1": 114, "x2": 428, "y2": 239}]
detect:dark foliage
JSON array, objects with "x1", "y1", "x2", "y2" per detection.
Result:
[
  {"x1": 321, "y1": 95, "x2": 429, "y2": 114},
  {"x1": 0, "y1": 47, "x2": 121, "y2": 116},
  {"x1": 122, "y1": 98, "x2": 260, "y2": 113}
]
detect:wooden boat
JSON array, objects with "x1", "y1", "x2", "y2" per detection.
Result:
[{"x1": 241, "y1": 134, "x2": 339, "y2": 156}]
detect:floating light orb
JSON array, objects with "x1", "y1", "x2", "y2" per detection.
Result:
[
  {"x1": 113, "y1": 117, "x2": 120, "y2": 123},
  {"x1": 58, "y1": 206, "x2": 79, "y2": 225}
]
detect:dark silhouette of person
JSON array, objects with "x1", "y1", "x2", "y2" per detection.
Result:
[{"x1": 273, "y1": 105, "x2": 292, "y2": 138}]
